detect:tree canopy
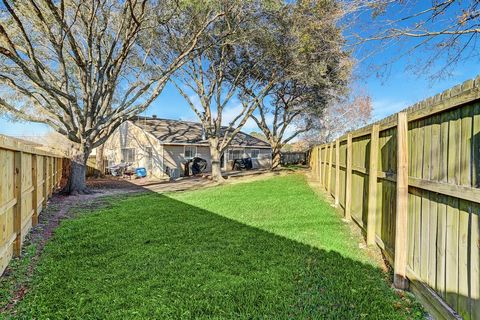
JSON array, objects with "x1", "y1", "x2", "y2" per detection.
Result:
[
  {"x1": 236, "y1": 0, "x2": 351, "y2": 168},
  {"x1": 0, "y1": 0, "x2": 223, "y2": 192}
]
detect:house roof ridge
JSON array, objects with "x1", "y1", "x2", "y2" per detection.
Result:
[
  {"x1": 128, "y1": 116, "x2": 270, "y2": 147},
  {"x1": 130, "y1": 116, "x2": 202, "y2": 126}
]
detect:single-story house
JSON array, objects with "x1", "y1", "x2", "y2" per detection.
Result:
[{"x1": 102, "y1": 116, "x2": 272, "y2": 178}]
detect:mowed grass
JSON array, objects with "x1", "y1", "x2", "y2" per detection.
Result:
[{"x1": 10, "y1": 174, "x2": 423, "y2": 319}]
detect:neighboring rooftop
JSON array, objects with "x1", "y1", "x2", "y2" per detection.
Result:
[{"x1": 130, "y1": 116, "x2": 270, "y2": 148}]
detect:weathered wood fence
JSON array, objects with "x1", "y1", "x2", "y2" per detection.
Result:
[
  {"x1": 281, "y1": 152, "x2": 307, "y2": 165},
  {"x1": 0, "y1": 135, "x2": 65, "y2": 275},
  {"x1": 310, "y1": 77, "x2": 480, "y2": 320}
]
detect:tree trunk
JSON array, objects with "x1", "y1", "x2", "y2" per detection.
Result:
[
  {"x1": 95, "y1": 145, "x2": 105, "y2": 177},
  {"x1": 62, "y1": 145, "x2": 91, "y2": 195},
  {"x1": 272, "y1": 146, "x2": 282, "y2": 170},
  {"x1": 209, "y1": 139, "x2": 225, "y2": 182}
]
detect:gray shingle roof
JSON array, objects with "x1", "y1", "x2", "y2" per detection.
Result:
[{"x1": 130, "y1": 117, "x2": 270, "y2": 148}]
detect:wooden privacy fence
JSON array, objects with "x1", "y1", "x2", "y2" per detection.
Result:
[
  {"x1": 281, "y1": 152, "x2": 307, "y2": 165},
  {"x1": 310, "y1": 76, "x2": 480, "y2": 320},
  {"x1": 0, "y1": 135, "x2": 65, "y2": 275}
]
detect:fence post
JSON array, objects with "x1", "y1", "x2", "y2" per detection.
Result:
[
  {"x1": 43, "y1": 157, "x2": 48, "y2": 208},
  {"x1": 13, "y1": 151, "x2": 23, "y2": 256},
  {"x1": 56, "y1": 158, "x2": 60, "y2": 186},
  {"x1": 394, "y1": 112, "x2": 409, "y2": 289},
  {"x1": 345, "y1": 134, "x2": 352, "y2": 221},
  {"x1": 55, "y1": 158, "x2": 59, "y2": 189},
  {"x1": 322, "y1": 146, "x2": 327, "y2": 186},
  {"x1": 57, "y1": 158, "x2": 63, "y2": 187},
  {"x1": 56, "y1": 158, "x2": 60, "y2": 187},
  {"x1": 367, "y1": 125, "x2": 379, "y2": 245},
  {"x1": 60, "y1": 158, "x2": 64, "y2": 186},
  {"x1": 327, "y1": 143, "x2": 333, "y2": 194},
  {"x1": 32, "y1": 154, "x2": 38, "y2": 226},
  {"x1": 317, "y1": 147, "x2": 322, "y2": 182},
  {"x1": 53, "y1": 158, "x2": 56, "y2": 188},
  {"x1": 49, "y1": 157, "x2": 53, "y2": 197},
  {"x1": 335, "y1": 139, "x2": 340, "y2": 206}
]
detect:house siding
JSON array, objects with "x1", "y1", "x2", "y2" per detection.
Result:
[
  {"x1": 163, "y1": 145, "x2": 213, "y2": 176},
  {"x1": 101, "y1": 121, "x2": 272, "y2": 178},
  {"x1": 224, "y1": 147, "x2": 271, "y2": 171},
  {"x1": 103, "y1": 122, "x2": 166, "y2": 178}
]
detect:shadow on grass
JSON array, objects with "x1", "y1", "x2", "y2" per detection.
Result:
[{"x1": 12, "y1": 191, "x2": 422, "y2": 320}]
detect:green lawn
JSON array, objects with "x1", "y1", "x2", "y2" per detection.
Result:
[{"x1": 8, "y1": 174, "x2": 423, "y2": 319}]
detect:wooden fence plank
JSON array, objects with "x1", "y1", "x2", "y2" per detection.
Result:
[
  {"x1": 327, "y1": 143, "x2": 333, "y2": 194},
  {"x1": 367, "y1": 125, "x2": 379, "y2": 245},
  {"x1": 472, "y1": 102, "x2": 480, "y2": 318},
  {"x1": 42, "y1": 157, "x2": 48, "y2": 208},
  {"x1": 13, "y1": 151, "x2": 22, "y2": 257},
  {"x1": 321, "y1": 146, "x2": 326, "y2": 186},
  {"x1": 407, "y1": 192, "x2": 415, "y2": 270},
  {"x1": 436, "y1": 197, "x2": 447, "y2": 298},
  {"x1": 474, "y1": 102, "x2": 480, "y2": 188},
  {"x1": 318, "y1": 147, "x2": 322, "y2": 183},
  {"x1": 457, "y1": 106, "x2": 474, "y2": 318},
  {"x1": 445, "y1": 197, "x2": 460, "y2": 310},
  {"x1": 420, "y1": 190, "x2": 430, "y2": 282},
  {"x1": 394, "y1": 112, "x2": 409, "y2": 289},
  {"x1": 471, "y1": 206, "x2": 479, "y2": 318},
  {"x1": 309, "y1": 79, "x2": 480, "y2": 319},
  {"x1": 49, "y1": 157, "x2": 53, "y2": 197},
  {"x1": 31, "y1": 155, "x2": 38, "y2": 226},
  {"x1": 345, "y1": 134, "x2": 352, "y2": 221},
  {"x1": 1, "y1": 137, "x2": 64, "y2": 277},
  {"x1": 335, "y1": 139, "x2": 340, "y2": 206},
  {"x1": 427, "y1": 193, "x2": 437, "y2": 291},
  {"x1": 457, "y1": 201, "x2": 470, "y2": 319},
  {"x1": 320, "y1": 146, "x2": 324, "y2": 185}
]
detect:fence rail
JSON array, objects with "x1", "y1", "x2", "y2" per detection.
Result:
[
  {"x1": 0, "y1": 135, "x2": 65, "y2": 275},
  {"x1": 310, "y1": 76, "x2": 480, "y2": 320}
]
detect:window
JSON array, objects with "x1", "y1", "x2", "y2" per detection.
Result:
[
  {"x1": 184, "y1": 146, "x2": 197, "y2": 159},
  {"x1": 229, "y1": 149, "x2": 243, "y2": 160},
  {"x1": 250, "y1": 149, "x2": 259, "y2": 159},
  {"x1": 121, "y1": 148, "x2": 136, "y2": 163},
  {"x1": 145, "y1": 147, "x2": 153, "y2": 170}
]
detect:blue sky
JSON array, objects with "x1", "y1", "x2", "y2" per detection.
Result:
[
  {"x1": 1, "y1": 1, "x2": 479, "y2": 138},
  {"x1": 2, "y1": 69, "x2": 479, "y2": 137}
]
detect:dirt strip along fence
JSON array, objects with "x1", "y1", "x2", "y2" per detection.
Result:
[
  {"x1": 0, "y1": 135, "x2": 66, "y2": 276},
  {"x1": 310, "y1": 76, "x2": 480, "y2": 320}
]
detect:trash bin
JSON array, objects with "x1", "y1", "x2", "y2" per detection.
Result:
[{"x1": 135, "y1": 167, "x2": 147, "y2": 178}]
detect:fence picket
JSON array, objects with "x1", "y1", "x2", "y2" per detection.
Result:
[
  {"x1": 0, "y1": 135, "x2": 64, "y2": 276},
  {"x1": 335, "y1": 139, "x2": 340, "y2": 206},
  {"x1": 367, "y1": 125, "x2": 379, "y2": 245},
  {"x1": 309, "y1": 77, "x2": 480, "y2": 318}
]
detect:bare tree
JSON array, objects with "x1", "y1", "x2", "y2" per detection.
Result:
[
  {"x1": 251, "y1": 83, "x2": 324, "y2": 169},
  {"x1": 282, "y1": 140, "x2": 310, "y2": 152},
  {"x1": 0, "y1": 0, "x2": 222, "y2": 193},
  {"x1": 174, "y1": 50, "x2": 272, "y2": 181},
  {"x1": 317, "y1": 92, "x2": 372, "y2": 143},
  {"x1": 174, "y1": 2, "x2": 273, "y2": 181},
  {"x1": 346, "y1": 0, "x2": 480, "y2": 79}
]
